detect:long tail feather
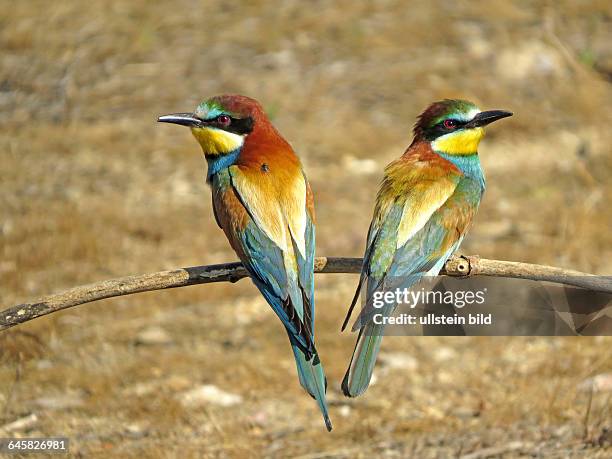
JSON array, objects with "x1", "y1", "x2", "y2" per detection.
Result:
[
  {"x1": 341, "y1": 320, "x2": 385, "y2": 398},
  {"x1": 341, "y1": 273, "x2": 365, "y2": 332},
  {"x1": 290, "y1": 337, "x2": 332, "y2": 431}
]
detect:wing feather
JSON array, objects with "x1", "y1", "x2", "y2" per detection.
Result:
[
  {"x1": 216, "y1": 166, "x2": 316, "y2": 356},
  {"x1": 347, "y1": 155, "x2": 481, "y2": 330}
]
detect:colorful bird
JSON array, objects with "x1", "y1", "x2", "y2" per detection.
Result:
[
  {"x1": 158, "y1": 95, "x2": 331, "y2": 431},
  {"x1": 341, "y1": 99, "x2": 512, "y2": 398}
]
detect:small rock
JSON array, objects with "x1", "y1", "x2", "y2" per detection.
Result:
[
  {"x1": 579, "y1": 373, "x2": 612, "y2": 392},
  {"x1": 424, "y1": 405, "x2": 445, "y2": 420},
  {"x1": 128, "y1": 381, "x2": 157, "y2": 397},
  {"x1": 433, "y1": 347, "x2": 456, "y2": 362},
  {"x1": 135, "y1": 326, "x2": 173, "y2": 345},
  {"x1": 124, "y1": 423, "x2": 147, "y2": 438},
  {"x1": 0, "y1": 414, "x2": 38, "y2": 434},
  {"x1": 553, "y1": 424, "x2": 572, "y2": 438},
  {"x1": 248, "y1": 410, "x2": 268, "y2": 427},
  {"x1": 33, "y1": 393, "x2": 84, "y2": 410},
  {"x1": 379, "y1": 352, "x2": 419, "y2": 371},
  {"x1": 36, "y1": 359, "x2": 54, "y2": 370},
  {"x1": 339, "y1": 405, "x2": 351, "y2": 418},
  {"x1": 179, "y1": 384, "x2": 242, "y2": 407}
]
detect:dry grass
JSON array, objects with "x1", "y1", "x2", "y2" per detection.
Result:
[{"x1": 1, "y1": 0, "x2": 611, "y2": 457}]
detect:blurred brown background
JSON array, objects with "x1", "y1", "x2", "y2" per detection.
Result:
[{"x1": 1, "y1": 0, "x2": 611, "y2": 457}]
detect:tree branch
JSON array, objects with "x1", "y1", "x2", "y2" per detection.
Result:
[{"x1": 1, "y1": 255, "x2": 610, "y2": 332}]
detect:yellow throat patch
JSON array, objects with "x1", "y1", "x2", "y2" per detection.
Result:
[
  {"x1": 432, "y1": 127, "x2": 485, "y2": 155},
  {"x1": 191, "y1": 127, "x2": 244, "y2": 156}
]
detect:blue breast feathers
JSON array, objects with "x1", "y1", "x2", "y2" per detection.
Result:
[
  {"x1": 437, "y1": 152, "x2": 485, "y2": 191},
  {"x1": 206, "y1": 148, "x2": 241, "y2": 182}
]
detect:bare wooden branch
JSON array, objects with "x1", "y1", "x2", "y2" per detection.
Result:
[{"x1": 1, "y1": 255, "x2": 610, "y2": 332}]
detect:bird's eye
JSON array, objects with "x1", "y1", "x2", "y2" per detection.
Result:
[
  {"x1": 443, "y1": 119, "x2": 457, "y2": 129},
  {"x1": 217, "y1": 115, "x2": 231, "y2": 126}
]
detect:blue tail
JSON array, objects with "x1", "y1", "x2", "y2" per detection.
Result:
[
  {"x1": 341, "y1": 320, "x2": 385, "y2": 397},
  {"x1": 342, "y1": 274, "x2": 424, "y2": 397},
  {"x1": 289, "y1": 335, "x2": 332, "y2": 431}
]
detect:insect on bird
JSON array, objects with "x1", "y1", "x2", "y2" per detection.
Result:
[
  {"x1": 158, "y1": 95, "x2": 332, "y2": 431},
  {"x1": 341, "y1": 99, "x2": 512, "y2": 398}
]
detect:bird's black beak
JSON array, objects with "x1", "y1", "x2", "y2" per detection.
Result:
[
  {"x1": 157, "y1": 113, "x2": 203, "y2": 127},
  {"x1": 466, "y1": 110, "x2": 513, "y2": 128}
]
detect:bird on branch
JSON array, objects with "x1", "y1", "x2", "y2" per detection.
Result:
[
  {"x1": 158, "y1": 95, "x2": 332, "y2": 431},
  {"x1": 341, "y1": 99, "x2": 512, "y2": 398}
]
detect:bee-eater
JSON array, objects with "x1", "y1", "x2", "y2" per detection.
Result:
[
  {"x1": 341, "y1": 99, "x2": 512, "y2": 398},
  {"x1": 158, "y1": 95, "x2": 331, "y2": 431}
]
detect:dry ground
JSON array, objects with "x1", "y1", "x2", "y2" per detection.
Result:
[{"x1": 1, "y1": 0, "x2": 611, "y2": 457}]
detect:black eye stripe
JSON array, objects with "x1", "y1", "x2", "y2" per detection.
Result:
[
  {"x1": 423, "y1": 118, "x2": 467, "y2": 141},
  {"x1": 441, "y1": 119, "x2": 465, "y2": 127},
  {"x1": 225, "y1": 116, "x2": 254, "y2": 135},
  {"x1": 202, "y1": 115, "x2": 254, "y2": 135}
]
